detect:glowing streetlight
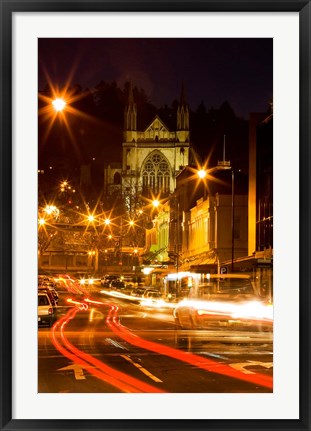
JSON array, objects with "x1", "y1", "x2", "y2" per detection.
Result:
[
  {"x1": 87, "y1": 215, "x2": 95, "y2": 222},
  {"x1": 44, "y1": 205, "x2": 59, "y2": 218},
  {"x1": 60, "y1": 181, "x2": 69, "y2": 193},
  {"x1": 38, "y1": 218, "x2": 45, "y2": 226},
  {"x1": 152, "y1": 199, "x2": 160, "y2": 208},
  {"x1": 52, "y1": 98, "x2": 66, "y2": 112},
  {"x1": 104, "y1": 218, "x2": 111, "y2": 226},
  {"x1": 197, "y1": 169, "x2": 207, "y2": 179},
  {"x1": 44, "y1": 205, "x2": 54, "y2": 215}
]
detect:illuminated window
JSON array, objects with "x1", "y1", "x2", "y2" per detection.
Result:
[{"x1": 141, "y1": 152, "x2": 170, "y2": 197}]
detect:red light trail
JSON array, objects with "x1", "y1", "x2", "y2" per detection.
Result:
[
  {"x1": 106, "y1": 305, "x2": 273, "y2": 390},
  {"x1": 51, "y1": 296, "x2": 272, "y2": 392},
  {"x1": 51, "y1": 302, "x2": 165, "y2": 393}
]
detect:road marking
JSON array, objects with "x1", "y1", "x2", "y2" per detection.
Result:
[
  {"x1": 58, "y1": 364, "x2": 94, "y2": 380},
  {"x1": 201, "y1": 352, "x2": 229, "y2": 360},
  {"x1": 121, "y1": 355, "x2": 163, "y2": 383},
  {"x1": 105, "y1": 338, "x2": 129, "y2": 350},
  {"x1": 229, "y1": 360, "x2": 273, "y2": 374}
]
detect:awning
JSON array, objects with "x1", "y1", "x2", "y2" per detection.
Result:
[
  {"x1": 188, "y1": 254, "x2": 218, "y2": 273},
  {"x1": 190, "y1": 263, "x2": 218, "y2": 273}
]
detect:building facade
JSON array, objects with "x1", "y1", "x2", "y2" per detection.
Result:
[
  {"x1": 144, "y1": 165, "x2": 248, "y2": 279},
  {"x1": 104, "y1": 84, "x2": 191, "y2": 210}
]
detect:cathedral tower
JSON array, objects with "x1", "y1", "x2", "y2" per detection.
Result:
[
  {"x1": 176, "y1": 83, "x2": 190, "y2": 143},
  {"x1": 123, "y1": 82, "x2": 137, "y2": 143}
]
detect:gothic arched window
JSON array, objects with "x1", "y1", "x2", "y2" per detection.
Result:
[{"x1": 141, "y1": 152, "x2": 171, "y2": 197}]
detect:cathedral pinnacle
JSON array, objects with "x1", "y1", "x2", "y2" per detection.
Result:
[
  {"x1": 177, "y1": 82, "x2": 189, "y2": 131},
  {"x1": 124, "y1": 81, "x2": 137, "y2": 131}
]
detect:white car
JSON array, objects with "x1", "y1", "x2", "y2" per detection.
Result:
[
  {"x1": 173, "y1": 275, "x2": 273, "y2": 331},
  {"x1": 38, "y1": 293, "x2": 54, "y2": 327}
]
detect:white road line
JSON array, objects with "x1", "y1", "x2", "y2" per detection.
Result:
[
  {"x1": 105, "y1": 338, "x2": 129, "y2": 350},
  {"x1": 120, "y1": 355, "x2": 163, "y2": 383},
  {"x1": 229, "y1": 360, "x2": 273, "y2": 374},
  {"x1": 201, "y1": 352, "x2": 229, "y2": 360}
]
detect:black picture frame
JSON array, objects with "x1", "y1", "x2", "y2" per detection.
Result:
[{"x1": 1, "y1": 1, "x2": 310, "y2": 430}]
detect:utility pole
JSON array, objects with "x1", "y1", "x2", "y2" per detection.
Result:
[
  {"x1": 231, "y1": 169, "x2": 235, "y2": 273},
  {"x1": 175, "y1": 197, "x2": 180, "y2": 298},
  {"x1": 217, "y1": 135, "x2": 235, "y2": 273}
]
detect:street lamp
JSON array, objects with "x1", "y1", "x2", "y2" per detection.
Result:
[
  {"x1": 230, "y1": 169, "x2": 235, "y2": 273},
  {"x1": 38, "y1": 218, "x2": 45, "y2": 226},
  {"x1": 197, "y1": 169, "x2": 207, "y2": 179},
  {"x1": 175, "y1": 197, "x2": 181, "y2": 297},
  {"x1": 152, "y1": 199, "x2": 160, "y2": 208},
  {"x1": 52, "y1": 98, "x2": 66, "y2": 112},
  {"x1": 104, "y1": 218, "x2": 111, "y2": 226},
  {"x1": 197, "y1": 162, "x2": 235, "y2": 273}
]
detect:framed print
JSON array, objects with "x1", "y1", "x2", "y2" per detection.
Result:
[{"x1": 1, "y1": 0, "x2": 310, "y2": 430}]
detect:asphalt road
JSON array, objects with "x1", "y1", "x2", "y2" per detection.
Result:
[{"x1": 38, "y1": 284, "x2": 273, "y2": 394}]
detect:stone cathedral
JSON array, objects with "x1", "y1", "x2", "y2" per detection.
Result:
[{"x1": 104, "y1": 84, "x2": 191, "y2": 209}]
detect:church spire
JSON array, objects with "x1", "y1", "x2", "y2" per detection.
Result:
[
  {"x1": 177, "y1": 82, "x2": 189, "y2": 131},
  {"x1": 124, "y1": 81, "x2": 137, "y2": 131}
]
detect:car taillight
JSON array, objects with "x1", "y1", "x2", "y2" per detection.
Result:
[{"x1": 48, "y1": 308, "x2": 53, "y2": 315}]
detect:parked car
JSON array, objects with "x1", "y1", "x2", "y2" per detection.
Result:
[
  {"x1": 38, "y1": 275, "x2": 57, "y2": 287},
  {"x1": 173, "y1": 275, "x2": 273, "y2": 331},
  {"x1": 122, "y1": 276, "x2": 134, "y2": 289},
  {"x1": 110, "y1": 280, "x2": 126, "y2": 290},
  {"x1": 47, "y1": 286, "x2": 59, "y2": 303},
  {"x1": 39, "y1": 282, "x2": 59, "y2": 300},
  {"x1": 38, "y1": 293, "x2": 54, "y2": 327},
  {"x1": 38, "y1": 285, "x2": 58, "y2": 307},
  {"x1": 101, "y1": 274, "x2": 119, "y2": 286}
]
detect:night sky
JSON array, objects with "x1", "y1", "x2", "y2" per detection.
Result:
[
  {"x1": 39, "y1": 38, "x2": 272, "y2": 118},
  {"x1": 38, "y1": 38, "x2": 272, "y2": 177}
]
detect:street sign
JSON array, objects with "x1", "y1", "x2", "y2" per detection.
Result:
[{"x1": 220, "y1": 267, "x2": 227, "y2": 274}]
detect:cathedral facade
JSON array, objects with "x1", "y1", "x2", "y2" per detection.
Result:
[
  {"x1": 122, "y1": 83, "x2": 191, "y2": 201},
  {"x1": 104, "y1": 84, "x2": 191, "y2": 210}
]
